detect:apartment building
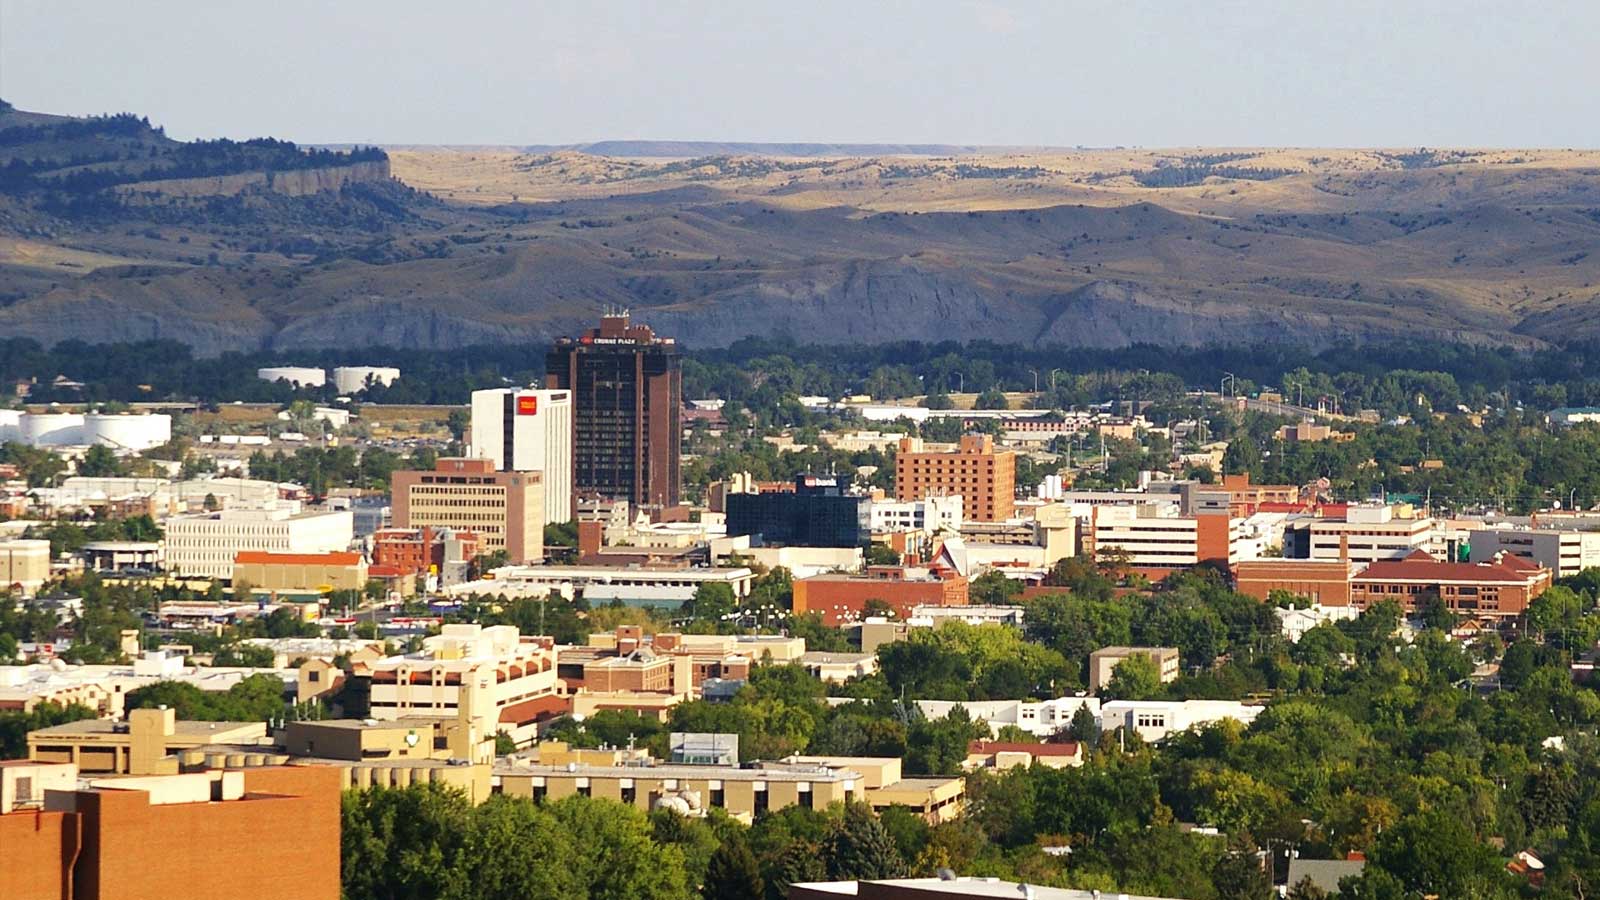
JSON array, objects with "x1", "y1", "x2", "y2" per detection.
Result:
[
  {"x1": 895, "y1": 434, "x2": 1015, "y2": 522},
  {"x1": 1283, "y1": 503, "x2": 1440, "y2": 564},
  {"x1": 164, "y1": 501, "x2": 353, "y2": 581},
  {"x1": 391, "y1": 457, "x2": 544, "y2": 564},
  {"x1": 0, "y1": 762, "x2": 339, "y2": 900},
  {"x1": 365, "y1": 624, "x2": 563, "y2": 745},
  {"x1": 469, "y1": 387, "x2": 574, "y2": 524}
]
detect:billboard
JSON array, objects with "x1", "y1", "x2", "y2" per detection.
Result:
[{"x1": 516, "y1": 395, "x2": 538, "y2": 415}]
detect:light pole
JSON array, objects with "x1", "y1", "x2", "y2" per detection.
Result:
[
  {"x1": 1222, "y1": 372, "x2": 1235, "y2": 399},
  {"x1": 1050, "y1": 369, "x2": 1062, "y2": 391},
  {"x1": 955, "y1": 373, "x2": 964, "y2": 394},
  {"x1": 1029, "y1": 369, "x2": 1039, "y2": 393}
]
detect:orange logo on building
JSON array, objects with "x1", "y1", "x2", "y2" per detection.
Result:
[{"x1": 516, "y1": 395, "x2": 538, "y2": 415}]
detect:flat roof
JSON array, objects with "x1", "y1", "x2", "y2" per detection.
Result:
[
  {"x1": 494, "y1": 762, "x2": 860, "y2": 783},
  {"x1": 30, "y1": 719, "x2": 264, "y2": 738}
]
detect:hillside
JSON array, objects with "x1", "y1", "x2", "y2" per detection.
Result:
[{"x1": 3, "y1": 102, "x2": 1600, "y2": 354}]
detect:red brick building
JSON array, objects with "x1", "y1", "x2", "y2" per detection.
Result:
[
  {"x1": 895, "y1": 434, "x2": 1016, "y2": 522},
  {"x1": 372, "y1": 526, "x2": 482, "y2": 577},
  {"x1": 792, "y1": 565, "x2": 969, "y2": 626},
  {"x1": 0, "y1": 763, "x2": 339, "y2": 900},
  {"x1": 1235, "y1": 551, "x2": 1551, "y2": 619}
]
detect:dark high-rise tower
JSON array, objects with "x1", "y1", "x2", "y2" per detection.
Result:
[{"x1": 546, "y1": 312, "x2": 682, "y2": 509}]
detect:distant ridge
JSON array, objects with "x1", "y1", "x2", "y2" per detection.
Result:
[{"x1": 352, "y1": 140, "x2": 1074, "y2": 158}]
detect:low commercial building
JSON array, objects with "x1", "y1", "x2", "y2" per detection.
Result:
[
  {"x1": 781, "y1": 755, "x2": 965, "y2": 823},
  {"x1": 81, "y1": 540, "x2": 163, "y2": 572},
  {"x1": 1087, "y1": 646, "x2": 1181, "y2": 693},
  {"x1": 164, "y1": 501, "x2": 354, "y2": 581},
  {"x1": 799, "y1": 651, "x2": 879, "y2": 683},
  {"x1": 1350, "y1": 551, "x2": 1551, "y2": 618},
  {"x1": 391, "y1": 457, "x2": 545, "y2": 564},
  {"x1": 28, "y1": 707, "x2": 270, "y2": 775},
  {"x1": 0, "y1": 762, "x2": 339, "y2": 900},
  {"x1": 495, "y1": 757, "x2": 866, "y2": 820},
  {"x1": 454, "y1": 563, "x2": 755, "y2": 607},
  {"x1": 1240, "y1": 551, "x2": 1552, "y2": 619},
  {"x1": 793, "y1": 566, "x2": 969, "y2": 627},
  {"x1": 791, "y1": 879, "x2": 1188, "y2": 900},
  {"x1": 232, "y1": 550, "x2": 368, "y2": 594},
  {"x1": 1, "y1": 652, "x2": 297, "y2": 718},
  {"x1": 962, "y1": 740, "x2": 1083, "y2": 771},
  {"x1": 0, "y1": 538, "x2": 50, "y2": 594},
  {"x1": 372, "y1": 526, "x2": 481, "y2": 584},
  {"x1": 1100, "y1": 699, "x2": 1265, "y2": 743},
  {"x1": 1234, "y1": 558, "x2": 1359, "y2": 605}
]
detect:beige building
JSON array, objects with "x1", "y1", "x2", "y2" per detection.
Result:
[
  {"x1": 28, "y1": 707, "x2": 269, "y2": 776},
  {"x1": 782, "y1": 755, "x2": 966, "y2": 823},
  {"x1": 1088, "y1": 646, "x2": 1181, "y2": 693},
  {"x1": 495, "y1": 757, "x2": 865, "y2": 821},
  {"x1": 0, "y1": 538, "x2": 51, "y2": 595},
  {"x1": 232, "y1": 550, "x2": 368, "y2": 594},
  {"x1": 391, "y1": 458, "x2": 544, "y2": 564},
  {"x1": 366, "y1": 624, "x2": 563, "y2": 746}
]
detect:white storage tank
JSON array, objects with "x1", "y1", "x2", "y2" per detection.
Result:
[
  {"x1": 333, "y1": 366, "x2": 401, "y2": 394},
  {"x1": 0, "y1": 409, "x2": 21, "y2": 443},
  {"x1": 82, "y1": 413, "x2": 172, "y2": 451},
  {"x1": 257, "y1": 366, "x2": 327, "y2": 388},
  {"x1": 21, "y1": 413, "x2": 85, "y2": 446}
]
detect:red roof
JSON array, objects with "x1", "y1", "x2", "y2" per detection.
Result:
[
  {"x1": 968, "y1": 740, "x2": 1080, "y2": 757},
  {"x1": 1356, "y1": 558, "x2": 1546, "y2": 584},
  {"x1": 234, "y1": 551, "x2": 364, "y2": 566},
  {"x1": 498, "y1": 694, "x2": 571, "y2": 726}
]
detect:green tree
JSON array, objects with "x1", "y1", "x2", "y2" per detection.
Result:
[
  {"x1": 78, "y1": 444, "x2": 125, "y2": 477},
  {"x1": 704, "y1": 835, "x2": 765, "y2": 900},
  {"x1": 1103, "y1": 654, "x2": 1162, "y2": 700},
  {"x1": 823, "y1": 804, "x2": 907, "y2": 881}
]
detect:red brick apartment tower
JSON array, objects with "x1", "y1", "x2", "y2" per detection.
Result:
[{"x1": 546, "y1": 312, "x2": 682, "y2": 509}]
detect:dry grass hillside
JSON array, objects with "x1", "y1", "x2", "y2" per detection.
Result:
[{"x1": 3, "y1": 107, "x2": 1599, "y2": 355}]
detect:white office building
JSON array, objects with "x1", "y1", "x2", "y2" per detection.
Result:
[
  {"x1": 164, "y1": 500, "x2": 354, "y2": 580},
  {"x1": 469, "y1": 388, "x2": 573, "y2": 524},
  {"x1": 868, "y1": 495, "x2": 963, "y2": 536}
]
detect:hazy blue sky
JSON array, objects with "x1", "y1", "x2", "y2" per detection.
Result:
[{"x1": 3, "y1": 0, "x2": 1596, "y2": 147}]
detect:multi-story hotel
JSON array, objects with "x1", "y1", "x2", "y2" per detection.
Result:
[
  {"x1": 390, "y1": 457, "x2": 544, "y2": 564},
  {"x1": 894, "y1": 434, "x2": 1015, "y2": 522},
  {"x1": 469, "y1": 387, "x2": 574, "y2": 524},
  {"x1": 546, "y1": 312, "x2": 682, "y2": 509}
]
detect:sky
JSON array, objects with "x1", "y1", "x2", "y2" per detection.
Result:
[{"x1": 2, "y1": 0, "x2": 1597, "y2": 148}]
